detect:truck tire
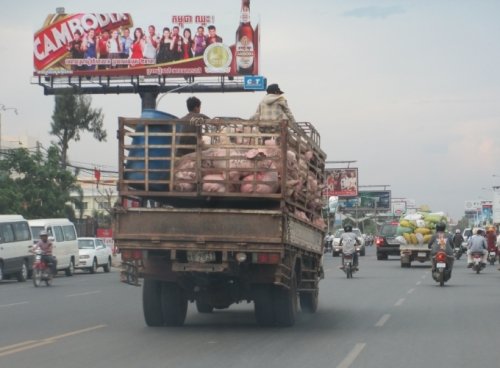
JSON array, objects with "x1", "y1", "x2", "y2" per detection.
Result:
[
  {"x1": 143, "y1": 279, "x2": 164, "y2": 327},
  {"x1": 254, "y1": 285, "x2": 275, "y2": 326},
  {"x1": 299, "y1": 289, "x2": 319, "y2": 313},
  {"x1": 161, "y1": 282, "x2": 188, "y2": 326},
  {"x1": 273, "y1": 273, "x2": 298, "y2": 327},
  {"x1": 196, "y1": 300, "x2": 214, "y2": 313}
]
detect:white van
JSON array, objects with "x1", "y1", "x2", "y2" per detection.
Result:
[
  {"x1": 0, "y1": 215, "x2": 34, "y2": 282},
  {"x1": 29, "y1": 218, "x2": 78, "y2": 276}
]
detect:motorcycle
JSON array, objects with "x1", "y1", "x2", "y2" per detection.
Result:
[
  {"x1": 324, "y1": 240, "x2": 333, "y2": 254},
  {"x1": 32, "y1": 249, "x2": 53, "y2": 287},
  {"x1": 341, "y1": 252, "x2": 358, "y2": 279},
  {"x1": 453, "y1": 246, "x2": 463, "y2": 260},
  {"x1": 471, "y1": 252, "x2": 485, "y2": 274},
  {"x1": 487, "y1": 250, "x2": 497, "y2": 265},
  {"x1": 432, "y1": 250, "x2": 452, "y2": 286}
]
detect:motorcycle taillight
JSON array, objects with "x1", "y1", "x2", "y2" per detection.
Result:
[{"x1": 436, "y1": 252, "x2": 446, "y2": 262}]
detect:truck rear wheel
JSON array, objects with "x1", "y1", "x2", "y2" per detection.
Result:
[
  {"x1": 273, "y1": 273, "x2": 298, "y2": 327},
  {"x1": 143, "y1": 279, "x2": 164, "y2": 327},
  {"x1": 161, "y1": 282, "x2": 188, "y2": 326},
  {"x1": 254, "y1": 285, "x2": 275, "y2": 326}
]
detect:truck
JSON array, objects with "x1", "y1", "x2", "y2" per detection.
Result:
[
  {"x1": 398, "y1": 211, "x2": 448, "y2": 267},
  {"x1": 113, "y1": 113, "x2": 327, "y2": 327}
]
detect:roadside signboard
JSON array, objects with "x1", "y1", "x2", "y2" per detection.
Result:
[
  {"x1": 325, "y1": 168, "x2": 358, "y2": 197},
  {"x1": 34, "y1": 7, "x2": 260, "y2": 78}
]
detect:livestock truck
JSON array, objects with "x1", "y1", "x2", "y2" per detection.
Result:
[{"x1": 113, "y1": 112, "x2": 327, "y2": 327}]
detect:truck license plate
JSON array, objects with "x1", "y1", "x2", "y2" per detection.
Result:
[
  {"x1": 417, "y1": 252, "x2": 427, "y2": 257},
  {"x1": 187, "y1": 251, "x2": 216, "y2": 263},
  {"x1": 436, "y1": 262, "x2": 446, "y2": 268}
]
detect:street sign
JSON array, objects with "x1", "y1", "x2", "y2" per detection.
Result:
[{"x1": 243, "y1": 75, "x2": 266, "y2": 90}]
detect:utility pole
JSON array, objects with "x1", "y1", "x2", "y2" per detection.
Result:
[{"x1": 0, "y1": 104, "x2": 18, "y2": 151}]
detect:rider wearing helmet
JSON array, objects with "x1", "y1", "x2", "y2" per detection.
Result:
[
  {"x1": 428, "y1": 222, "x2": 454, "y2": 273},
  {"x1": 467, "y1": 228, "x2": 488, "y2": 268},
  {"x1": 339, "y1": 225, "x2": 360, "y2": 270},
  {"x1": 33, "y1": 231, "x2": 57, "y2": 274},
  {"x1": 452, "y1": 228, "x2": 464, "y2": 249}
]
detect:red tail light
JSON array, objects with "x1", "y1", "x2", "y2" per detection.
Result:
[
  {"x1": 435, "y1": 252, "x2": 446, "y2": 262},
  {"x1": 256, "y1": 253, "x2": 281, "y2": 264},
  {"x1": 121, "y1": 249, "x2": 143, "y2": 261},
  {"x1": 375, "y1": 237, "x2": 384, "y2": 247}
]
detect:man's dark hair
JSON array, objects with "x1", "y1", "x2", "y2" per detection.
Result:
[
  {"x1": 186, "y1": 96, "x2": 201, "y2": 112},
  {"x1": 208, "y1": 25, "x2": 216, "y2": 31}
]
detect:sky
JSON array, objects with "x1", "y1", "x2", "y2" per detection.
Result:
[{"x1": 0, "y1": 0, "x2": 499, "y2": 221}]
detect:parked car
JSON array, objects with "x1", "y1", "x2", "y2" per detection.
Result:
[
  {"x1": 375, "y1": 222, "x2": 400, "y2": 260},
  {"x1": 76, "y1": 238, "x2": 112, "y2": 273},
  {"x1": 332, "y1": 228, "x2": 365, "y2": 256}
]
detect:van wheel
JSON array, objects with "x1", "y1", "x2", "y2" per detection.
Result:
[
  {"x1": 103, "y1": 258, "x2": 111, "y2": 273},
  {"x1": 89, "y1": 258, "x2": 97, "y2": 274},
  {"x1": 16, "y1": 262, "x2": 28, "y2": 282},
  {"x1": 0, "y1": 262, "x2": 3, "y2": 281},
  {"x1": 195, "y1": 300, "x2": 214, "y2": 313},
  {"x1": 65, "y1": 259, "x2": 74, "y2": 276}
]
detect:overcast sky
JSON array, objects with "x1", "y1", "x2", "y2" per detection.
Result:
[{"x1": 0, "y1": 0, "x2": 499, "y2": 221}]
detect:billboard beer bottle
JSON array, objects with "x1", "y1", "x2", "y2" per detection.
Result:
[{"x1": 235, "y1": 0, "x2": 254, "y2": 75}]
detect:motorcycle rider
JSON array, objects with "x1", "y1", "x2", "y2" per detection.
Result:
[
  {"x1": 486, "y1": 226, "x2": 497, "y2": 256},
  {"x1": 324, "y1": 232, "x2": 333, "y2": 252},
  {"x1": 428, "y1": 222, "x2": 454, "y2": 274},
  {"x1": 33, "y1": 231, "x2": 57, "y2": 275},
  {"x1": 467, "y1": 228, "x2": 487, "y2": 268},
  {"x1": 339, "y1": 225, "x2": 360, "y2": 270},
  {"x1": 452, "y1": 229, "x2": 464, "y2": 250}
]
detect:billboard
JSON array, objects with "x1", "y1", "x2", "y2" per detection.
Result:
[
  {"x1": 392, "y1": 200, "x2": 406, "y2": 216},
  {"x1": 494, "y1": 189, "x2": 500, "y2": 223},
  {"x1": 325, "y1": 168, "x2": 358, "y2": 197},
  {"x1": 358, "y1": 191, "x2": 391, "y2": 210},
  {"x1": 33, "y1": 7, "x2": 259, "y2": 78}
]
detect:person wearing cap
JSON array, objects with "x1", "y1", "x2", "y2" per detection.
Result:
[
  {"x1": 33, "y1": 231, "x2": 57, "y2": 275},
  {"x1": 250, "y1": 83, "x2": 296, "y2": 126}
]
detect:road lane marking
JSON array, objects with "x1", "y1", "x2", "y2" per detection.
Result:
[
  {"x1": 66, "y1": 290, "x2": 102, "y2": 297},
  {"x1": 0, "y1": 324, "x2": 107, "y2": 357},
  {"x1": 375, "y1": 314, "x2": 391, "y2": 327},
  {"x1": 421, "y1": 274, "x2": 427, "y2": 279},
  {"x1": 416, "y1": 281, "x2": 422, "y2": 286},
  {"x1": 407, "y1": 288, "x2": 415, "y2": 294},
  {"x1": 337, "y1": 343, "x2": 366, "y2": 368},
  {"x1": 0, "y1": 301, "x2": 29, "y2": 308},
  {"x1": 394, "y1": 298, "x2": 405, "y2": 307}
]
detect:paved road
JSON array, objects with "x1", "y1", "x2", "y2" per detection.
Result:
[{"x1": 1, "y1": 247, "x2": 499, "y2": 368}]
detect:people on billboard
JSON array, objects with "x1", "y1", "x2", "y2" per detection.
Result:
[
  {"x1": 130, "y1": 27, "x2": 145, "y2": 60},
  {"x1": 120, "y1": 28, "x2": 133, "y2": 59},
  {"x1": 193, "y1": 26, "x2": 207, "y2": 56},
  {"x1": 144, "y1": 25, "x2": 159, "y2": 61},
  {"x1": 97, "y1": 30, "x2": 110, "y2": 69},
  {"x1": 107, "y1": 30, "x2": 123, "y2": 68},
  {"x1": 207, "y1": 25, "x2": 223, "y2": 44},
  {"x1": 67, "y1": 30, "x2": 85, "y2": 70},
  {"x1": 171, "y1": 26, "x2": 183, "y2": 61},
  {"x1": 156, "y1": 27, "x2": 176, "y2": 64},
  {"x1": 81, "y1": 28, "x2": 97, "y2": 70},
  {"x1": 182, "y1": 28, "x2": 194, "y2": 59}
]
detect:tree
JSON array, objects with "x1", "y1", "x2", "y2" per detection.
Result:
[
  {"x1": 50, "y1": 93, "x2": 106, "y2": 169},
  {"x1": 0, "y1": 146, "x2": 80, "y2": 219}
]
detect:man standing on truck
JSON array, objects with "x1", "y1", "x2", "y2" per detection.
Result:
[
  {"x1": 250, "y1": 83, "x2": 296, "y2": 132},
  {"x1": 177, "y1": 96, "x2": 210, "y2": 156}
]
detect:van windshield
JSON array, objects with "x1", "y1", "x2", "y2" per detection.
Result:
[{"x1": 380, "y1": 224, "x2": 398, "y2": 237}]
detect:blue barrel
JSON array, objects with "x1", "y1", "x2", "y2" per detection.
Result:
[{"x1": 125, "y1": 109, "x2": 178, "y2": 191}]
